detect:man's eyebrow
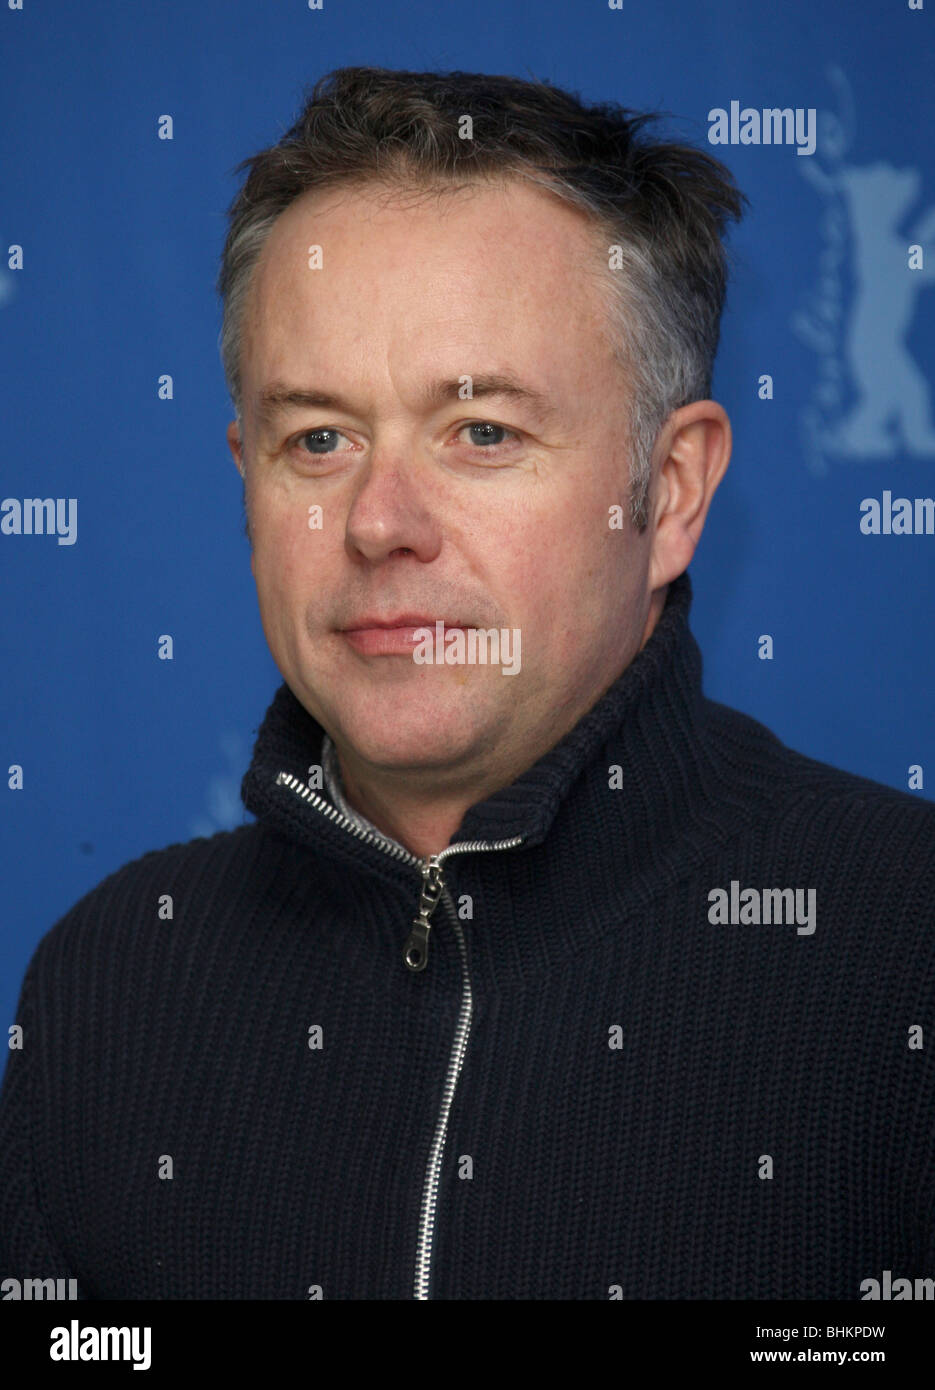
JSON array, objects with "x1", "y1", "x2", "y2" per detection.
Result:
[
  {"x1": 422, "y1": 373, "x2": 557, "y2": 421},
  {"x1": 255, "y1": 384, "x2": 349, "y2": 428},
  {"x1": 254, "y1": 373, "x2": 558, "y2": 428}
]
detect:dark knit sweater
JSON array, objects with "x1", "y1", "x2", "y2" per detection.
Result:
[{"x1": 2, "y1": 571, "x2": 934, "y2": 1300}]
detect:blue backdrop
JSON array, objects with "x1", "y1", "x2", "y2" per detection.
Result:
[{"x1": 2, "y1": 0, "x2": 933, "y2": 1027}]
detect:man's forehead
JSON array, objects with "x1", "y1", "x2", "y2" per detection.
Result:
[
  {"x1": 242, "y1": 178, "x2": 620, "y2": 413},
  {"x1": 252, "y1": 370, "x2": 562, "y2": 429},
  {"x1": 258, "y1": 174, "x2": 605, "y2": 276}
]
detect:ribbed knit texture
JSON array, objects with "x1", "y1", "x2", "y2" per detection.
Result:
[{"x1": 2, "y1": 571, "x2": 934, "y2": 1299}]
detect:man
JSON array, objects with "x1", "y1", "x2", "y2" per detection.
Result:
[{"x1": 2, "y1": 67, "x2": 933, "y2": 1301}]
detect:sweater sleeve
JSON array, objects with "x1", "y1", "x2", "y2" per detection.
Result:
[{"x1": 0, "y1": 951, "x2": 83, "y2": 1296}]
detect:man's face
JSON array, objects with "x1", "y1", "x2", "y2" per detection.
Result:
[{"x1": 230, "y1": 177, "x2": 655, "y2": 788}]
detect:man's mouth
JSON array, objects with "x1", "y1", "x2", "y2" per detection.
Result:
[{"x1": 340, "y1": 615, "x2": 467, "y2": 657}]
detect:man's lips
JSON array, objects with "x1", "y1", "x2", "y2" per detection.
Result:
[{"x1": 339, "y1": 616, "x2": 467, "y2": 657}]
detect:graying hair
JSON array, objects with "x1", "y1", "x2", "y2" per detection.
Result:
[{"x1": 217, "y1": 67, "x2": 746, "y2": 529}]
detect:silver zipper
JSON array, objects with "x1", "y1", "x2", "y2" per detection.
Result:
[
  {"x1": 412, "y1": 883, "x2": 471, "y2": 1300},
  {"x1": 274, "y1": 770, "x2": 522, "y2": 969},
  {"x1": 273, "y1": 768, "x2": 523, "y2": 1299}
]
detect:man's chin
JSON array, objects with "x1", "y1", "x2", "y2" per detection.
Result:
[
  {"x1": 331, "y1": 724, "x2": 477, "y2": 773},
  {"x1": 320, "y1": 694, "x2": 493, "y2": 774}
]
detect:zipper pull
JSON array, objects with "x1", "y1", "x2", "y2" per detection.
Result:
[{"x1": 404, "y1": 856, "x2": 445, "y2": 972}]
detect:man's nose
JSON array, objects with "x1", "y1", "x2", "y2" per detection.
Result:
[{"x1": 343, "y1": 448, "x2": 442, "y2": 564}]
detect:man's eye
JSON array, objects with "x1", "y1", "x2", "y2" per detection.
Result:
[
  {"x1": 294, "y1": 428, "x2": 352, "y2": 455},
  {"x1": 459, "y1": 422, "x2": 517, "y2": 447}
]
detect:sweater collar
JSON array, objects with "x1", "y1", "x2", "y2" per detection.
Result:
[{"x1": 241, "y1": 569, "x2": 706, "y2": 873}]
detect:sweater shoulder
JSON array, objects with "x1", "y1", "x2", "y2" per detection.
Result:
[
  {"x1": 703, "y1": 695, "x2": 935, "y2": 870},
  {"x1": 29, "y1": 822, "x2": 273, "y2": 969}
]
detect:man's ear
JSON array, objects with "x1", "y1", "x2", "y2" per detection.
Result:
[
  {"x1": 647, "y1": 400, "x2": 732, "y2": 591},
  {"x1": 226, "y1": 419, "x2": 253, "y2": 564},
  {"x1": 226, "y1": 419, "x2": 245, "y2": 478}
]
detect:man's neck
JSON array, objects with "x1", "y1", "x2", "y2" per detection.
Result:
[
  {"x1": 321, "y1": 589, "x2": 668, "y2": 859},
  {"x1": 338, "y1": 786, "x2": 461, "y2": 858},
  {"x1": 325, "y1": 743, "x2": 530, "y2": 857}
]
